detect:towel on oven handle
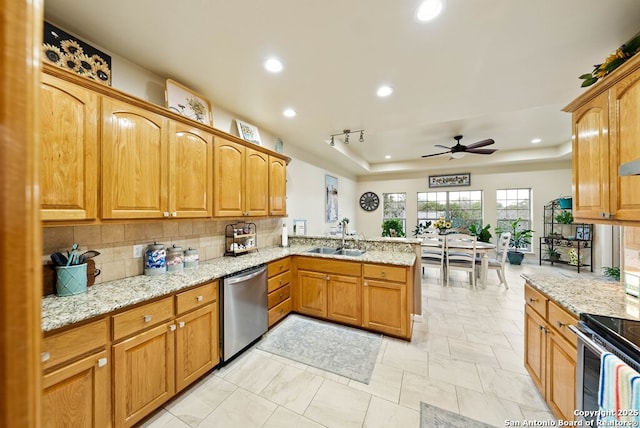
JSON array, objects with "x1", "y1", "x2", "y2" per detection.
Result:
[{"x1": 598, "y1": 352, "x2": 640, "y2": 423}]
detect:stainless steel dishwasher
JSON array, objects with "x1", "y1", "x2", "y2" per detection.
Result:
[{"x1": 221, "y1": 264, "x2": 268, "y2": 362}]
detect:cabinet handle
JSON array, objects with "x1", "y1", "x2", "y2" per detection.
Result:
[
  {"x1": 279, "y1": 279, "x2": 283, "y2": 285},
  {"x1": 41, "y1": 352, "x2": 50, "y2": 362},
  {"x1": 528, "y1": 297, "x2": 537, "y2": 303},
  {"x1": 279, "y1": 293, "x2": 284, "y2": 298},
  {"x1": 556, "y1": 321, "x2": 566, "y2": 328},
  {"x1": 364, "y1": 281, "x2": 368, "y2": 287},
  {"x1": 197, "y1": 295, "x2": 203, "y2": 302},
  {"x1": 163, "y1": 211, "x2": 169, "y2": 217},
  {"x1": 97, "y1": 357, "x2": 108, "y2": 368},
  {"x1": 144, "y1": 315, "x2": 152, "y2": 323},
  {"x1": 325, "y1": 275, "x2": 330, "y2": 280},
  {"x1": 171, "y1": 212, "x2": 177, "y2": 217},
  {"x1": 179, "y1": 321, "x2": 186, "y2": 328},
  {"x1": 169, "y1": 324, "x2": 176, "y2": 331}
]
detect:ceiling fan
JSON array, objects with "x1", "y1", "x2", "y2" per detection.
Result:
[{"x1": 421, "y1": 135, "x2": 497, "y2": 159}]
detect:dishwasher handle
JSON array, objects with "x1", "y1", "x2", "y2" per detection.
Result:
[{"x1": 225, "y1": 266, "x2": 266, "y2": 285}]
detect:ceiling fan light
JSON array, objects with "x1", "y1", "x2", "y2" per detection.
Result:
[
  {"x1": 451, "y1": 152, "x2": 465, "y2": 159},
  {"x1": 416, "y1": 0, "x2": 444, "y2": 22}
]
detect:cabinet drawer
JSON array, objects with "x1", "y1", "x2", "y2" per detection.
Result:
[
  {"x1": 176, "y1": 281, "x2": 218, "y2": 315},
  {"x1": 362, "y1": 263, "x2": 407, "y2": 283},
  {"x1": 525, "y1": 284, "x2": 548, "y2": 318},
  {"x1": 268, "y1": 298, "x2": 291, "y2": 327},
  {"x1": 268, "y1": 258, "x2": 290, "y2": 277},
  {"x1": 112, "y1": 297, "x2": 174, "y2": 341},
  {"x1": 42, "y1": 317, "x2": 108, "y2": 370},
  {"x1": 268, "y1": 271, "x2": 291, "y2": 293},
  {"x1": 548, "y1": 300, "x2": 578, "y2": 347},
  {"x1": 268, "y1": 284, "x2": 290, "y2": 309}
]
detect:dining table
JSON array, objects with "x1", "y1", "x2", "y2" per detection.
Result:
[{"x1": 421, "y1": 238, "x2": 496, "y2": 287}]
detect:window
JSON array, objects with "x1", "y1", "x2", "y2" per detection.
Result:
[
  {"x1": 417, "y1": 191, "x2": 483, "y2": 228},
  {"x1": 383, "y1": 193, "x2": 406, "y2": 234},
  {"x1": 496, "y1": 188, "x2": 532, "y2": 251}
]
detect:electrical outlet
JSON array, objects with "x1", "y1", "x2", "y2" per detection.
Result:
[{"x1": 133, "y1": 244, "x2": 144, "y2": 258}]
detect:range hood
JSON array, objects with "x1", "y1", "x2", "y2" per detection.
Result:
[{"x1": 619, "y1": 158, "x2": 640, "y2": 176}]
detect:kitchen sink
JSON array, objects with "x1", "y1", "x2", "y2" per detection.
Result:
[
  {"x1": 306, "y1": 246, "x2": 340, "y2": 254},
  {"x1": 334, "y1": 248, "x2": 366, "y2": 257}
]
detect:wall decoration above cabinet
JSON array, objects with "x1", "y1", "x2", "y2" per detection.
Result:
[
  {"x1": 165, "y1": 79, "x2": 213, "y2": 126},
  {"x1": 43, "y1": 21, "x2": 112, "y2": 85},
  {"x1": 236, "y1": 120, "x2": 262, "y2": 145}
]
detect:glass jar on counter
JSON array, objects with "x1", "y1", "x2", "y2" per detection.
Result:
[
  {"x1": 184, "y1": 247, "x2": 199, "y2": 269},
  {"x1": 166, "y1": 244, "x2": 184, "y2": 272},
  {"x1": 144, "y1": 242, "x2": 166, "y2": 276}
]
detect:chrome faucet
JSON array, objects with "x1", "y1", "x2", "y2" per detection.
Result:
[{"x1": 340, "y1": 219, "x2": 348, "y2": 249}]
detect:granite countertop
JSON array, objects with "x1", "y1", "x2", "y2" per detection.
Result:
[
  {"x1": 42, "y1": 244, "x2": 416, "y2": 332},
  {"x1": 522, "y1": 273, "x2": 640, "y2": 321}
]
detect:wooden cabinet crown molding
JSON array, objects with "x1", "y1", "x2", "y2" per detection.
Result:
[{"x1": 42, "y1": 63, "x2": 291, "y2": 164}]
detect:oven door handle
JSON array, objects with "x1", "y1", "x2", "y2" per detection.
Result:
[{"x1": 569, "y1": 324, "x2": 607, "y2": 358}]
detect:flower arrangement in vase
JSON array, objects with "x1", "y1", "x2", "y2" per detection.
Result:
[{"x1": 433, "y1": 217, "x2": 451, "y2": 234}]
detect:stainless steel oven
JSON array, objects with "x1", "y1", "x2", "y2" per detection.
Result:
[{"x1": 570, "y1": 314, "x2": 640, "y2": 423}]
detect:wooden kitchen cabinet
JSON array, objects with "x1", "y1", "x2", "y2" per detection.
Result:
[
  {"x1": 267, "y1": 258, "x2": 292, "y2": 327},
  {"x1": 40, "y1": 73, "x2": 98, "y2": 221},
  {"x1": 362, "y1": 263, "x2": 411, "y2": 339},
  {"x1": 327, "y1": 273, "x2": 362, "y2": 326},
  {"x1": 296, "y1": 269, "x2": 328, "y2": 318},
  {"x1": 41, "y1": 318, "x2": 110, "y2": 427},
  {"x1": 524, "y1": 283, "x2": 577, "y2": 421},
  {"x1": 213, "y1": 137, "x2": 269, "y2": 217},
  {"x1": 269, "y1": 156, "x2": 287, "y2": 216},
  {"x1": 565, "y1": 53, "x2": 640, "y2": 224}
]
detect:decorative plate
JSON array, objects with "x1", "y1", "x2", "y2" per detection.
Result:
[{"x1": 359, "y1": 192, "x2": 379, "y2": 211}]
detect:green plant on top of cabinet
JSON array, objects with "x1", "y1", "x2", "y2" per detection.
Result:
[
  {"x1": 40, "y1": 72, "x2": 99, "y2": 221},
  {"x1": 101, "y1": 97, "x2": 213, "y2": 219}
]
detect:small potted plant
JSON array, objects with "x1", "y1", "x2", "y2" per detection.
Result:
[
  {"x1": 412, "y1": 221, "x2": 431, "y2": 237},
  {"x1": 545, "y1": 246, "x2": 561, "y2": 262},
  {"x1": 381, "y1": 219, "x2": 405, "y2": 237},
  {"x1": 496, "y1": 217, "x2": 534, "y2": 265},
  {"x1": 433, "y1": 217, "x2": 451, "y2": 234},
  {"x1": 555, "y1": 210, "x2": 573, "y2": 224},
  {"x1": 468, "y1": 223, "x2": 492, "y2": 243}
]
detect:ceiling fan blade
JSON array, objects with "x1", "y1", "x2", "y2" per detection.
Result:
[
  {"x1": 434, "y1": 144, "x2": 451, "y2": 150},
  {"x1": 466, "y1": 148, "x2": 498, "y2": 155},
  {"x1": 464, "y1": 139, "x2": 495, "y2": 150},
  {"x1": 421, "y1": 150, "x2": 452, "y2": 158}
]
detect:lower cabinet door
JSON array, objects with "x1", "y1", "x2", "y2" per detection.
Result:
[
  {"x1": 175, "y1": 304, "x2": 219, "y2": 392},
  {"x1": 362, "y1": 279, "x2": 407, "y2": 337},
  {"x1": 546, "y1": 330, "x2": 576, "y2": 421},
  {"x1": 113, "y1": 322, "x2": 175, "y2": 428},
  {"x1": 524, "y1": 304, "x2": 546, "y2": 393},
  {"x1": 327, "y1": 274, "x2": 361, "y2": 326},
  {"x1": 42, "y1": 350, "x2": 110, "y2": 428},
  {"x1": 297, "y1": 270, "x2": 327, "y2": 318}
]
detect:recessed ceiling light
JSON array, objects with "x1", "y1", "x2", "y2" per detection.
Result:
[
  {"x1": 531, "y1": 138, "x2": 542, "y2": 144},
  {"x1": 264, "y1": 58, "x2": 283, "y2": 73},
  {"x1": 385, "y1": 155, "x2": 391, "y2": 159},
  {"x1": 283, "y1": 108, "x2": 296, "y2": 118},
  {"x1": 416, "y1": 0, "x2": 444, "y2": 22},
  {"x1": 376, "y1": 85, "x2": 393, "y2": 97}
]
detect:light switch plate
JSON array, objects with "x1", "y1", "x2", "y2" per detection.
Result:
[{"x1": 133, "y1": 244, "x2": 144, "y2": 258}]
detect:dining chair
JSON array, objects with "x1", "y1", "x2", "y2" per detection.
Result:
[
  {"x1": 480, "y1": 231, "x2": 511, "y2": 288},
  {"x1": 445, "y1": 234, "x2": 477, "y2": 288},
  {"x1": 421, "y1": 233, "x2": 446, "y2": 283}
]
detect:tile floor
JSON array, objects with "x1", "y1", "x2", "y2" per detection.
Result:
[{"x1": 140, "y1": 261, "x2": 600, "y2": 428}]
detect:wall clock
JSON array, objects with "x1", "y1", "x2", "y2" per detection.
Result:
[{"x1": 359, "y1": 192, "x2": 380, "y2": 211}]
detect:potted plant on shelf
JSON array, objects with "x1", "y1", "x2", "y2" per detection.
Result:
[
  {"x1": 381, "y1": 219, "x2": 405, "y2": 237},
  {"x1": 555, "y1": 210, "x2": 573, "y2": 224},
  {"x1": 468, "y1": 222, "x2": 492, "y2": 243},
  {"x1": 545, "y1": 246, "x2": 561, "y2": 262},
  {"x1": 497, "y1": 217, "x2": 534, "y2": 265}
]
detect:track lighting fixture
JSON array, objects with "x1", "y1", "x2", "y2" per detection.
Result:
[{"x1": 328, "y1": 129, "x2": 365, "y2": 146}]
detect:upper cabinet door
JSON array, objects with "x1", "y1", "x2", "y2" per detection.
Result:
[
  {"x1": 213, "y1": 138, "x2": 245, "y2": 216},
  {"x1": 101, "y1": 98, "x2": 169, "y2": 219},
  {"x1": 168, "y1": 123, "x2": 213, "y2": 218},
  {"x1": 269, "y1": 156, "x2": 287, "y2": 216},
  {"x1": 40, "y1": 74, "x2": 98, "y2": 221},
  {"x1": 245, "y1": 148, "x2": 269, "y2": 216},
  {"x1": 610, "y1": 71, "x2": 640, "y2": 221},
  {"x1": 571, "y1": 91, "x2": 610, "y2": 221}
]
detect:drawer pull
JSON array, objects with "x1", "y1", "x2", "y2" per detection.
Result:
[
  {"x1": 528, "y1": 297, "x2": 537, "y2": 303},
  {"x1": 279, "y1": 293, "x2": 284, "y2": 298},
  {"x1": 143, "y1": 315, "x2": 152, "y2": 323},
  {"x1": 279, "y1": 279, "x2": 283, "y2": 285},
  {"x1": 169, "y1": 324, "x2": 177, "y2": 331},
  {"x1": 364, "y1": 281, "x2": 368, "y2": 287},
  {"x1": 380, "y1": 271, "x2": 386, "y2": 277},
  {"x1": 325, "y1": 275, "x2": 330, "y2": 280},
  {"x1": 41, "y1": 352, "x2": 50, "y2": 362},
  {"x1": 556, "y1": 321, "x2": 566, "y2": 328},
  {"x1": 97, "y1": 357, "x2": 107, "y2": 368},
  {"x1": 197, "y1": 295, "x2": 203, "y2": 302},
  {"x1": 179, "y1": 321, "x2": 186, "y2": 328}
]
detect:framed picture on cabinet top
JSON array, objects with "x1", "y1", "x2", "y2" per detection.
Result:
[
  {"x1": 236, "y1": 120, "x2": 262, "y2": 145},
  {"x1": 165, "y1": 79, "x2": 213, "y2": 126}
]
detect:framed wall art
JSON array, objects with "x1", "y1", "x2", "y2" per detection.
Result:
[
  {"x1": 236, "y1": 120, "x2": 262, "y2": 145},
  {"x1": 576, "y1": 226, "x2": 590, "y2": 241},
  {"x1": 428, "y1": 173, "x2": 471, "y2": 188},
  {"x1": 42, "y1": 21, "x2": 112, "y2": 85},
  {"x1": 165, "y1": 79, "x2": 213, "y2": 126},
  {"x1": 325, "y1": 175, "x2": 338, "y2": 222}
]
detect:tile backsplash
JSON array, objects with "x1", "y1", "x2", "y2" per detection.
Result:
[{"x1": 43, "y1": 218, "x2": 283, "y2": 284}]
